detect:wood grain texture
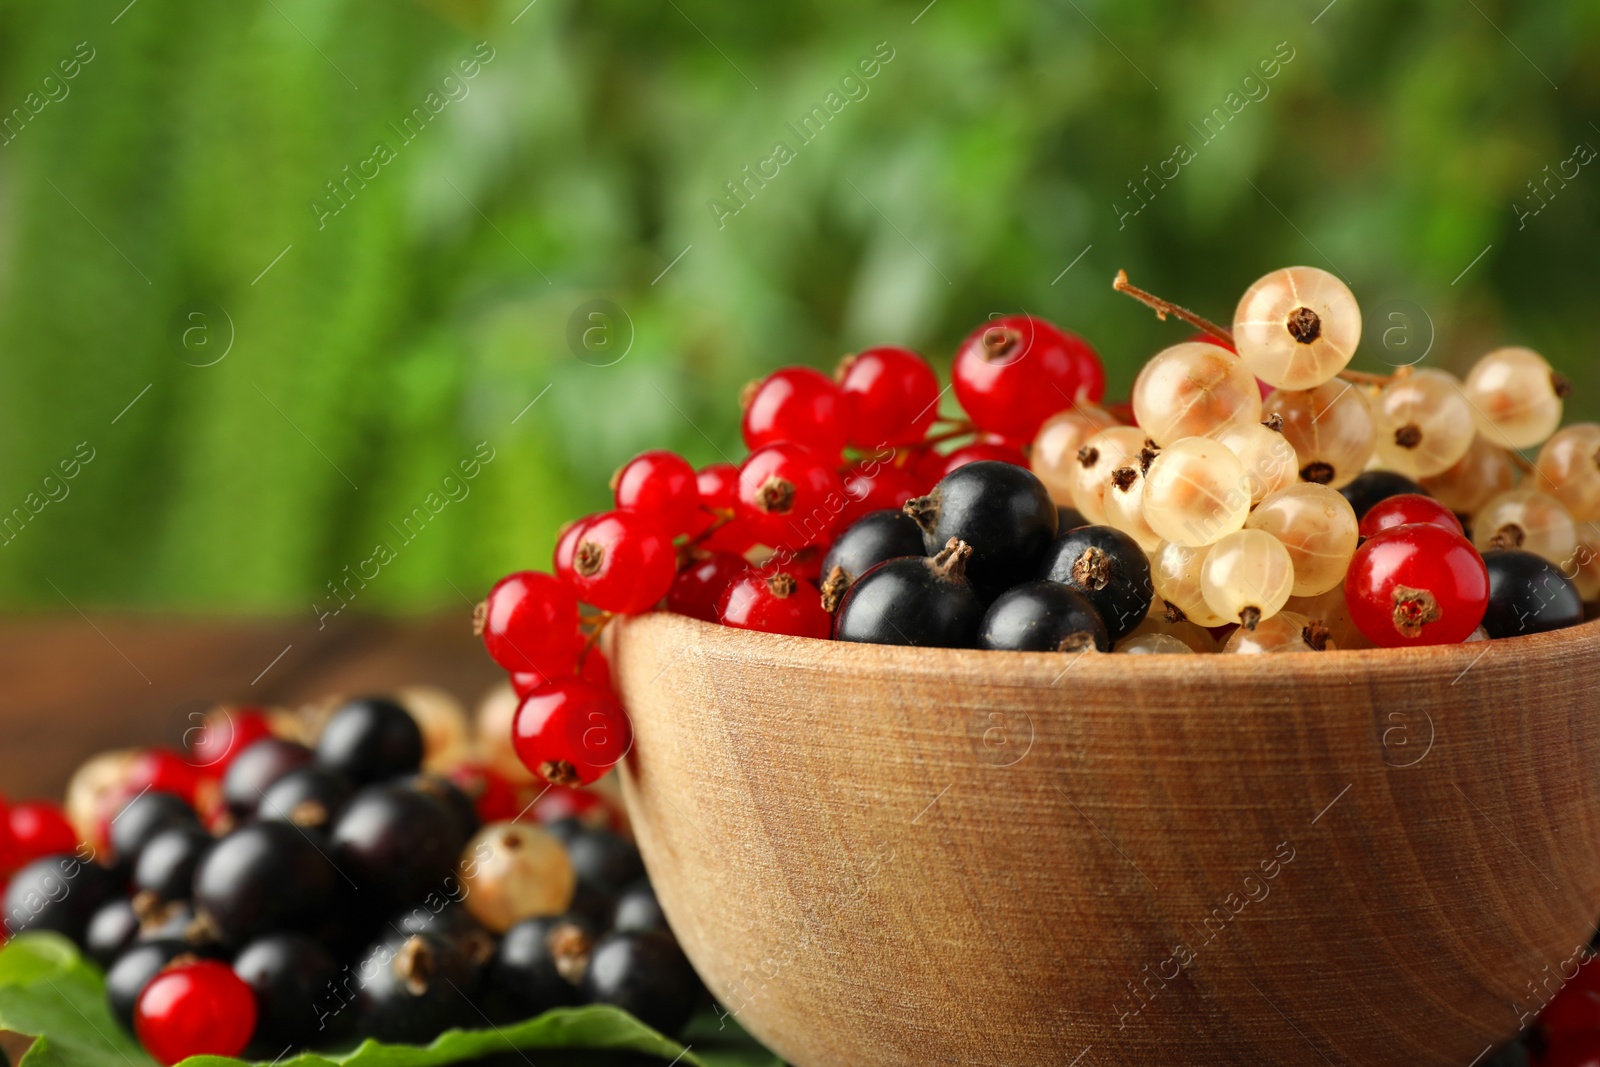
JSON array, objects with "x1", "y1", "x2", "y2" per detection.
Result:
[{"x1": 612, "y1": 612, "x2": 1600, "y2": 1067}]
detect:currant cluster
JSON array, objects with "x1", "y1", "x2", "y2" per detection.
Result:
[
  {"x1": 481, "y1": 265, "x2": 1591, "y2": 680},
  {"x1": 0, "y1": 691, "x2": 695, "y2": 1064}
]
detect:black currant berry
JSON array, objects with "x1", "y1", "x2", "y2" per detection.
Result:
[
  {"x1": 132, "y1": 825, "x2": 213, "y2": 904},
  {"x1": 134, "y1": 898, "x2": 213, "y2": 947},
  {"x1": 193, "y1": 821, "x2": 338, "y2": 944},
  {"x1": 257, "y1": 766, "x2": 355, "y2": 833},
  {"x1": 405, "y1": 773, "x2": 481, "y2": 841},
  {"x1": 106, "y1": 938, "x2": 190, "y2": 1030},
  {"x1": 234, "y1": 933, "x2": 350, "y2": 1053},
  {"x1": 612, "y1": 881, "x2": 669, "y2": 936},
  {"x1": 109, "y1": 791, "x2": 200, "y2": 868},
  {"x1": 582, "y1": 931, "x2": 700, "y2": 1037},
  {"x1": 86, "y1": 898, "x2": 142, "y2": 968},
  {"x1": 2, "y1": 853, "x2": 114, "y2": 944},
  {"x1": 979, "y1": 580, "x2": 1110, "y2": 653},
  {"x1": 567, "y1": 881, "x2": 619, "y2": 932},
  {"x1": 223, "y1": 738, "x2": 315, "y2": 819},
  {"x1": 1038, "y1": 525, "x2": 1153, "y2": 642},
  {"x1": 543, "y1": 817, "x2": 585, "y2": 845},
  {"x1": 316, "y1": 697, "x2": 424, "y2": 786},
  {"x1": 356, "y1": 932, "x2": 478, "y2": 1044},
  {"x1": 329, "y1": 785, "x2": 466, "y2": 906},
  {"x1": 819, "y1": 509, "x2": 926, "y2": 611},
  {"x1": 1056, "y1": 505, "x2": 1088, "y2": 531},
  {"x1": 1339, "y1": 470, "x2": 1430, "y2": 520},
  {"x1": 565, "y1": 828, "x2": 646, "y2": 897},
  {"x1": 394, "y1": 904, "x2": 497, "y2": 972},
  {"x1": 834, "y1": 538, "x2": 985, "y2": 648},
  {"x1": 1482, "y1": 549, "x2": 1585, "y2": 638},
  {"x1": 483, "y1": 914, "x2": 597, "y2": 1022},
  {"x1": 904, "y1": 461, "x2": 1058, "y2": 599}
]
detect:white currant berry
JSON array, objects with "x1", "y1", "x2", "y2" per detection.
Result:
[
  {"x1": 1141, "y1": 437, "x2": 1252, "y2": 547},
  {"x1": 1117, "y1": 632, "x2": 1195, "y2": 654},
  {"x1": 1233, "y1": 266, "x2": 1361, "y2": 390},
  {"x1": 1223, "y1": 611, "x2": 1330, "y2": 654},
  {"x1": 1031, "y1": 406, "x2": 1122, "y2": 506},
  {"x1": 1463, "y1": 346, "x2": 1568, "y2": 450},
  {"x1": 1262, "y1": 381, "x2": 1375, "y2": 489},
  {"x1": 1244, "y1": 483, "x2": 1359, "y2": 597},
  {"x1": 1215, "y1": 421, "x2": 1298, "y2": 504},
  {"x1": 1371, "y1": 369, "x2": 1476, "y2": 479},
  {"x1": 1150, "y1": 541, "x2": 1229, "y2": 628},
  {"x1": 1131, "y1": 342, "x2": 1262, "y2": 447},
  {"x1": 1472, "y1": 487, "x2": 1578, "y2": 565},
  {"x1": 1421, "y1": 434, "x2": 1518, "y2": 517},
  {"x1": 1068, "y1": 426, "x2": 1148, "y2": 526},
  {"x1": 1200, "y1": 528, "x2": 1295, "y2": 629},
  {"x1": 1535, "y1": 423, "x2": 1600, "y2": 523}
]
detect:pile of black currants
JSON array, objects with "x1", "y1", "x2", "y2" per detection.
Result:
[{"x1": 2, "y1": 696, "x2": 697, "y2": 1065}]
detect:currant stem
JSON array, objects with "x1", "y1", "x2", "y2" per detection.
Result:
[
  {"x1": 1334, "y1": 368, "x2": 1396, "y2": 387},
  {"x1": 1112, "y1": 270, "x2": 1235, "y2": 347},
  {"x1": 685, "y1": 509, "x2": 735, "y2": 546},
  {"x1": 577, "y1": 612, "x2": 615, "y2": 667}
]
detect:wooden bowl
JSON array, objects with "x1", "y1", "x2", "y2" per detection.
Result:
[{"x1": 611, "y1": 612, "x2": 1600, "y2": 1067}]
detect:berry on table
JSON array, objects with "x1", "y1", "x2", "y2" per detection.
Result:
[
  {"x1": 838, "y1": 458, "x2": 921, "y2": 526},
  {"x1": 221, "y1": 739, "x2": 315, "y2": 820},
  {"x1": 1344, "y1": 523, "x2": 1490, "y2": 646},
  {"x1": 512, "y1": 679, "x2": 634, "y2": 787},
  {"x1": 1357, "y1": 492, "x2": 1464, "y2": 539},
  {"x1": 1150, "y1": 541, "x2": 1228, "y2": 628},
  {"x1": 834, "y1": 538, "x2": 986, "y2": 647},
  {"x1": 233, "y1": 933, "x2": 348, "y2": 1052},
  {"x1": 86, "y1": 898, "x2": 143, "y2": 968},
  {"x1": 132, "y1": 825, "x2": 213, "y2": 904},
  {"x1": 459, "y1": 822, "x2": 577, "y2": 933},
  {"x1": 836, "y1": 346, "x2": 940, "y2": 447},
  {"x1": 556, "y1": 510, "x2": 677, "y2": 614},
  {"x1": 256, "y1": 766, "x2": 355, "y2": 832},
  {"x1": 978, "y1": 581, "x2": 1109, "y2": 652},
  {"x1": 951, "y1": 315, "x2": 1104, "y2": 442},
  {"x1": 134, "y1": 958, "x2": 257, "y2": 1065},
  {"x1": 354, "y1": 932, "x2": 478, "y2": 1044},
  {"x1": 328, "y1": 785, "x2": 466, "y2": 905},
  {"x1": 582, "y1": 930, "x2": 701, "y2": 1037},
  {"x1": 666, "y1": 550, "x2": 749, "y2": 623},
  {"x1": 3, "y1": 853, "x2": 115, "y2": 943},
  {"x1": 315, "y1": 697, "x2": 425, "y2": 786},
  {"x1": 1037, "y1": 525, "x2": 1153, "y2": 642},
  {"x1": 735, "y1": 442, "x2": 847, "y2": 552},
  {"x1": 612, "y1": 450, "x2": 701, "y2": 536},
  {"x1": 193, "y1": 822, "x2": 338, "y2": 944},
  {"x1": 1481, "y1": 549, "x2": 1585, "y2": 638},
  {"x1": 1215, "y1": 421, "x2": 1299, "y2": 505},
  {"x1": 904, "y1": 461, "x2": 1058, "y2": 599},
  {"x1": 110, "y1": 791, "x2": 202, "y2": 867},
  {"x1": 717, "y1": 570, "x2": 832, "y2": 639},
  {"x1": 1131, "y1": 342, "x2": 1262, "y2": 446},
  {"x1": 742, "y1": 366, "x2": 853, "y2": 458},
  {"x1": 612, "y1": 882, "x2": 669, "y2": 935},
  {"x1": 483, "y1": 913, "x2": 596, "y2": 1021},
  {"x1": 1232, "y1": 266, "x2": 1361, "y2": 390}
]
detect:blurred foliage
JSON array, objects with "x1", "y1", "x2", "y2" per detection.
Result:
[{"x1": 0, "y1": 0, "x2": 1596, "y2": 611}]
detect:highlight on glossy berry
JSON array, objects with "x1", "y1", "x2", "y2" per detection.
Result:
[
  {"x1": 611, "y1": 450, "x2": 701, "y2": 536},
  {"x1": 1232, "y1": 266, "x2": 1361, "y2": 390},
  {"x1": 512, "y1": 678, "x2": 633, "y2": 787},
  {"x1": 555, "y1": 510, "x2": 677, "y2": 615},
  {"x1": 951, "y1": 314, "x2": 1104, "y2": 443},
  {"x1": 836, "y1": 346, "x2": 941, "y2": 447},
  {"x1": 475, "y1": 570, "x2": 584, "y2": 676},
  {"x1": 741, "y1": 365, "x2": 852, "y2": 458}
]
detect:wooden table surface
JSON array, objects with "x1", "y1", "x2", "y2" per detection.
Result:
[{"x1": 0, "y1": 612, "x2": 502, "y2": 799}]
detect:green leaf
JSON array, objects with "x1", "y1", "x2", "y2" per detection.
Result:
[{"x1": 0, "y1": 935, "x2": 781, "y2": 1067}]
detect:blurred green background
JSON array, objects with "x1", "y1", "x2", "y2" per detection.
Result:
[{"x1": 0, "y1": 0, "x2": 1596, "y2": 613}]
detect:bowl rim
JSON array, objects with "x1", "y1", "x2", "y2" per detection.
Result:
[{"x1": 614, "y1": 611, "x2": 1600, "y2": 686}]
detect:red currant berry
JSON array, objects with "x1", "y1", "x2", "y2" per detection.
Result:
[
  {"x1": 185, "y1": 707, "x2": 273, "y2": 774},
  {"x1": 839, "y1": 459, "x2": 920, "y2": 526},
  {"x1": 134, "y1": 959, "x2": 257, "y2": 1065},
  {"x1": 126, "y1": 749, "x2": 208, "y2": 809},
  {"x1": 1539, "y1": 1033, "x2": 1600, "y2": 1067},
  {"x1": 552, "y1": 519, "x2": 583, "y2": 574},
  {"x1": 836, "y1": 347, "x2": 940, "y2": 447},
  {"x1": 531, "y1": 783, "x2": 625, "y2": 833},
  {"x1": 1540, "y1": 957, "x2": 1600, "y2": 1037},
  {"x1": 942, "y1": 440, "x2": 1028, "y2": 475},
  {"x1": 908, "y1": 447, "x2": 952, "y2": 493},
  {"x1": 952, "y1": 315, "x2": 1104, "y2": 441},
  {"x1": 556, "y1": 510, "x2": 677, "y2": 614},
  {"x1": 512, "y1": 679, "x2": 633, "y2": 787},
  {"x1": 742, "y1": 366, "x2": 852, "y2": 457},
  {"x1": 1357, "y1": 492, "x2": 1465, "y2": 539},
  {"x1": 612, "y1": 450, "x2": 701, "y2": 536},
  {"x1": 717, "y1": 570, "x2": 831, "y2": 639},
  {"x1": 581, "y1": 647, "x2": 614, "y2": 693},
  {"x1": 736, "y1": 443, "x2": 846, "y2": 551},
  {"x1": 696, "y1": 463, "x2": 739, "y2": 514},
  {"x1": 667, "y1": 550, "x2": 749, "y2": 622},
  {"x1": 1345, "y1": 524, "x2": 1489, "y2": 647},
  {"x1": 1186, "y1": 330, "x2": 1237, "y2": 354},
  {"x1": 9, "y1": 801, "x2": 78, "y2": 862},
  {"x1": 448, "y1": 763, "x2": 522, "y2": 823},
  {"x1": 476, "y1": 570, "x2": 584, "y2": 676}
]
